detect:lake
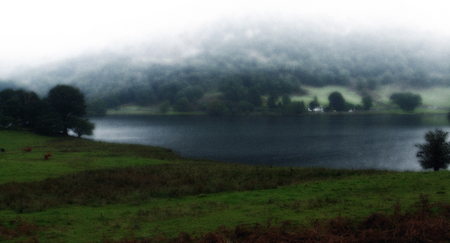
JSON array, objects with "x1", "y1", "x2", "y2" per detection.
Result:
[{"x1": 85, "y1": 114, "x2": 450, "y2": 171}]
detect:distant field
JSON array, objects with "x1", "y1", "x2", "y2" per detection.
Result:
[
  {"x1": 377, "y1": 85, "x2": 450, "y2": 108},
  {"x1": 292, "y1": 85, "x2": 362, "y2": 106},
  {"x1": 293, "y1": 84, "x2": 450, "y2": 111},
  {"x1": 106, "y1": 84, "x2": 450, "y2": 115}
]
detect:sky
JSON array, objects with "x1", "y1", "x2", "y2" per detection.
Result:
[{"x1": 1, "y1": 0, "x2": 449, "y2": 76}]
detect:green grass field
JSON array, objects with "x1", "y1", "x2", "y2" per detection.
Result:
[
  {"x1": 1, "y1": 130, "x2": 450, "y2": 242},
  {"x1": 377, "y1": 85, "x2": 450, "y2": 108},
  {"x1": 293, "y1": 85, "x2": 363, "y2": 106}
]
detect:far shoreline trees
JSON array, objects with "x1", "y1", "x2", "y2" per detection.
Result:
[
  {"x1": 328, "y1": 92, "x2": 346, "y2": 111},
  {"x1": 390, "y1": 92, "x2": 422, "y2": 112}
]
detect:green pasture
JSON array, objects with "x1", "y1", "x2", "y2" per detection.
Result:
[
  {"x1": 106, "y1": 84, "x2": 450, "y2": 115},
  {"x1": 377, "y1": 85, "x2": 450, "y2": 109},
  {"x1": 1, "y1": 130, "x2": 450, "y2": 242},
  {"x1": 0, "y1": 130, "x2": 173, "y2": 184},
  {"x1": 293, "y1": 85, "x2": 362, "y2": 106}
]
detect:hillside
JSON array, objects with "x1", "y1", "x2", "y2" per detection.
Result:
[{"x1": 3, "y1": 17, "x2": 450, "y2": 109}]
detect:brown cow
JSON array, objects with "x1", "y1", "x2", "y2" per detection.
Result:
[
  {"x1": 44, "y1": 153, "x2": 53, "y2": 160},
  {"x1": 24, "y1": 147, "x2": 32, "y2": 152}
]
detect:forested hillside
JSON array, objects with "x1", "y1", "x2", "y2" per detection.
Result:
[{"x1": 4, "y1": 17, "x2": 450, "y2": 110}]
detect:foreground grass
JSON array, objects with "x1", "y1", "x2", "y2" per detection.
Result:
[{"x1": 1, "y1": 130, "x2": 450, "y2": 242}]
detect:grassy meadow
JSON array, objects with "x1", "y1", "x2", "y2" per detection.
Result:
[{"x1": 1, "y1": 130, "x2": 450, "y2": 242}]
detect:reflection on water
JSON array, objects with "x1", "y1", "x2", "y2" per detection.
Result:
[{"x1": 86, "y1": 114, "x2": 450, "y2": 171}]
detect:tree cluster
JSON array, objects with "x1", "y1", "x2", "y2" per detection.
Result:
[
  {"x1": 0, "y1": 85, "x2": 94, "y2": 137},
  {"x1": 390, "y1": 92, "x2": 422, "y2": 112}
]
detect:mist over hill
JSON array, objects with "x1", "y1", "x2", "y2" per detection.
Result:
[{"x1": 4, "y1": 16, "x2": 450, "y2": 107}]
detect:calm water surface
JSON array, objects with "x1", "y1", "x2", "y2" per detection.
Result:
[{"x1": 86, "y1": 114, "x2": 450, "y2": 171}]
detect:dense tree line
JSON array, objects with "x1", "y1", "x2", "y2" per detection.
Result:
[{"x1": 0, "y1": 85, "x2": 94, "y2": 137}]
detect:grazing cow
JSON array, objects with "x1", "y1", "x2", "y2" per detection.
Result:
[
  {"x1": 24, "y1": 147, "x2": 32, "y2": 152},
  {"x1": 44, "y1": 153, "x2": 53, "y2": 160},
  {"x1": 0, "y1": 148, "x2": 5, "y2": 152}
]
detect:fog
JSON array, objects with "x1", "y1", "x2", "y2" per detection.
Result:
[{"x1": 1, "y1": 0, "x2": 450, "y2": 78}]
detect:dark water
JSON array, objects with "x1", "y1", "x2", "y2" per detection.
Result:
[{"x1": 85, "y1": 114, "x2": 450, "y2": 171}]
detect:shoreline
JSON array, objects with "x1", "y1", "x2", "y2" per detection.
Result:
[{"x1": 103, "y1": 108, "x2": 449, "y2": 116}]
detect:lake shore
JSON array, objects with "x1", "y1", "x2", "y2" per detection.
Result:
[
  {"x1": 105, "y1": 104, "x2": 449, "y2": 116},
  {"x1": 1, "y1": 129, "x2": 450, "y2": 242}
]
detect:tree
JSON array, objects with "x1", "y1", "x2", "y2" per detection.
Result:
[
  {"x1": 246, "y1": 86, "x2": 262, "y2": 107},
  {"x1": 206, "y1": 100, "x2": 224, "y2": 116},
  {"x1": 47, "y1": 85, "x2": 87, "y2": 135},
  {"x1": 362, "y1": 95, "x2": 373, "y2": 110},
  {"x1": 182, "y1": 85, "x2": 204, "y2": 102},
  {"x1": 292, "y1": 101, "x2": 306, "y2": 114},
  {"x1": 173, "y1": 97, "x2": 191, "y2": 112},
  {"x1": 0, "y1": 89, "x2": 42, "y2": 127},
  {"x1": 220, "y1": 81, "x2": 245, "y2": 102},
  {"x1": 158, "y1": 101, "x2": 170, "y2": 113},
  {"x1": 328, "y1": 92, "x2": 346, "y2": 111},
  {"x1": 390, "y1": 92, "x2": 422, "y2": 112},
  {"x1": 70, "y1": 116, "x2": 95, "y2": 137},
  {"x1": 416, "y1": 129, "x2": 450, "y2": 171},
  {"x1": 238, "y1": 100, "x2": 254, "y2": 113},
  {"x1": 309, "y1": 96, "x2": 320, "y2": 110},
  {"x1": 281, "y1": 93, "x2": 291, "y2": 106},
  {"x1": 34, "y1": 112, "x2": 65, "y2": 135},
  {"x1": 267, "y1": 90, "x2": 279, "y2": 109}
]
